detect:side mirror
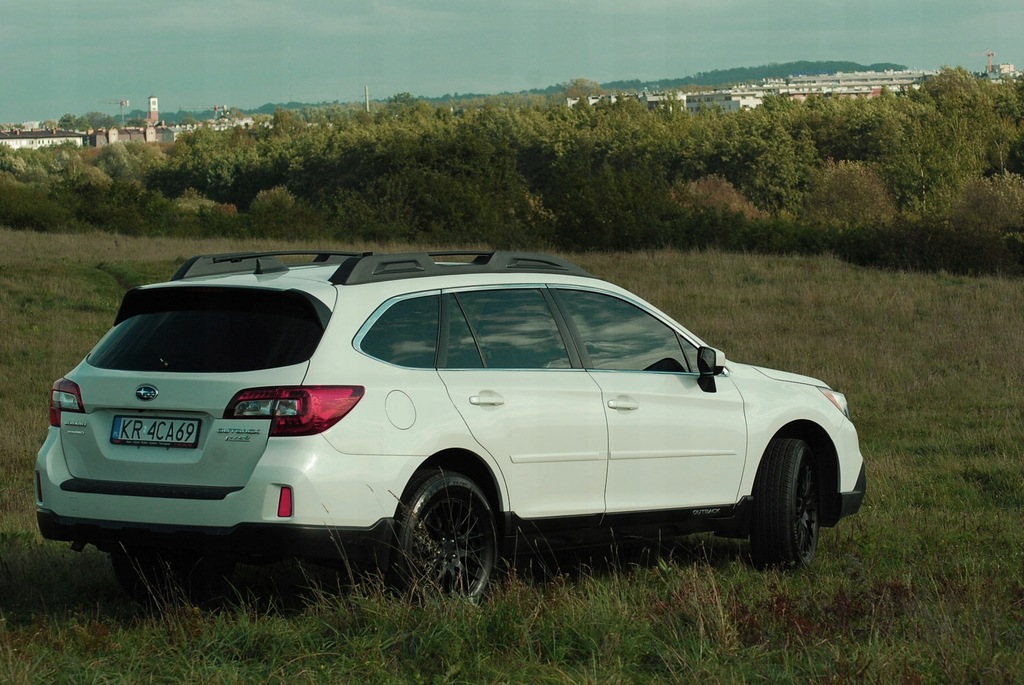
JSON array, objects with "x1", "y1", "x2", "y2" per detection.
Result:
[{"x1": 697, "y1": 346, "x2": 720, "y2": 393}]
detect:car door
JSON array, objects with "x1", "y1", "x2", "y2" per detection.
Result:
[
  {"x1": 554, "y1": 287, "x2": 747, "y2": 513},
  {"x1": 436, "y1": 288, "x2": 609, "y2": 521}
]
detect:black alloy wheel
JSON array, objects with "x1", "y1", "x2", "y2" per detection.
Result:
[
  {"x1": 750, "y1": 438, "x2": 820, "y2": 569},
  {"x1": 392, "y1": 470, "x2": 498, "y2": 601}
]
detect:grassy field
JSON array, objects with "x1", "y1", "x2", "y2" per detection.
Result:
[{"x1": 1, "y1": 228, "x2": 1023, "y2": 683}]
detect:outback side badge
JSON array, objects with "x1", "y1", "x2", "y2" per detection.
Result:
[{"x1": 135, "y1": 385, "x2": 159, "y2": 401}]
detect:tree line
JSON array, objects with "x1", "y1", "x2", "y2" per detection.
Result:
[{"x1": 2, "y1": 68, "x2": 1024, "y2": 274}]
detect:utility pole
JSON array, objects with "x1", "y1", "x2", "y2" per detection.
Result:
[{"x1": 365, "y1": 86, "x2": 370, "y2": 113}]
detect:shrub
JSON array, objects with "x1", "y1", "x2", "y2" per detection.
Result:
[
  {"x1": 950, "y1": 172, "x2": 1024, "y2": 232},
  {"x1": 0, "y1": 175, "x2": 80, "y2": 232},
  {"x1": 839, "y1": 218, "x2": 1020, "y2": 275},
  {"x1": 246, "y1": 185, "x2": 328, "y2": 240},
  {"x1": 804, "y1": 160, "x2": 898, "y2": 229},
  {"x1": 671, "y1": 175, "x2": 767, "y2": 221}
]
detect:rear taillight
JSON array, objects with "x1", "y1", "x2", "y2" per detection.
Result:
[
  {"x1": 50, "y1": 378, "x2": 84, "y2": 427},
  {"x1": 223, "y1": 386, "x2": 364, "y2": 436}
]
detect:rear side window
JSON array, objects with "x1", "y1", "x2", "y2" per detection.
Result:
[
  {"x1": 360, "y1": 295, "x2": 439, "y2": 368},
  {"x1": 88, "y1": 287, "x2": 327, "y2": 373},
  {"x1": 455, "y1": 289, "x2": 571, "y2": 369},
  {"x1": 442, "y1": 294, "x2": 484, "y2": 369}
]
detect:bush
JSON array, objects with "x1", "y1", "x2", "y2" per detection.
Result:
[
  {"x1": 246, "y1": 186, "x2": 328, "y2": 240},
  {"x1": 671, "y1": 175, "x2": 767, "y2": 221},
  {"x1": 0, "y1": 175, "x2": 80, "y2": 232},
  {"x1": 950, "y1": 172, "x2": 1024, "y2": 232},
  {"x1": 804, "y1": 160, "x2": 898, "y2": 229},
  {"x1": 838, "y1": 218, "x2": 1020, "y2": 275}
]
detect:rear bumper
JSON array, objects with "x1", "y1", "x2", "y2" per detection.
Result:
[{"x1": 37, "y1": 508, "x2": 395, "y2": 568}]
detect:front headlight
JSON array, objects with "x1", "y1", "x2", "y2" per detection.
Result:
[{"x1": 819, "y1": 388, "x2": 850, "y2": 418}]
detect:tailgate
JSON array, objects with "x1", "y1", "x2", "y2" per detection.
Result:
[{"x1": 57, "y1": 362, "x2": 309, "y2": 488}]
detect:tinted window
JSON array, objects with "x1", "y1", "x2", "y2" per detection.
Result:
[
  {"x1": 89, "y1": 287, "x2": 325, "y2": 373},
  {"x1": 361, "y1": 295, "x2": 439, "y2": 368},
  {"x1": 443, "y1": 294, "x2": 484, "y2": 368},
  {"x1": 456, "y1": 289, "x2": 571, "y2": 369},
  {"x1": 558, "y1": 289, "x2": 691, "y2": 372}
]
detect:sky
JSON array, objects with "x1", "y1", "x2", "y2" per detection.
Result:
[{"x1": 1, "y1": 0, "x2": 1021, "y2": 124}]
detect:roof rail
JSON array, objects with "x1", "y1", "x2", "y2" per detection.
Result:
[
  {"x1": 170, "y1": 250, "x2": 593, "y2": 284},
  {"x1": 171, "y1": 250, "x2": 370, "y2": 280},
  {"x1": 328, "y1": 251, "x2": 593, "y2": 285}
]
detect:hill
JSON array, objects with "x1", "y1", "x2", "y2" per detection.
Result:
[
  {"x1": 152, "y1": 60, "x2": 908, "y2": 122},
  {"x1": 600, "y1": 60, "x2": 908, "y2": 92}
]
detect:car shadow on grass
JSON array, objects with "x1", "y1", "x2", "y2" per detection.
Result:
[{"x1": 0, "y1": 532, "x2": 750, "y2": 624}]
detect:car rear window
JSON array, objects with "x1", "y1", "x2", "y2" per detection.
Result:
[{"x1": 88, "y1": 287, "x2": 328, "y2": 373}]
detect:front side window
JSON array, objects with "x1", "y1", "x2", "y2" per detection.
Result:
[
  {"x1": 454, "y1": 289, "x2": 571, "y2": 369},
  {"x1": 557, "y1": 289, "x2": 692, "y2": 372},
  {"x1": 360, "y1": 294, "x2": 439, "y2": 368}
]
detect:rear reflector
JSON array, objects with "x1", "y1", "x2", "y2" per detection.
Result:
[
  {"x1": 224, "y1": 386, "x2": 364, "y2": 436},
  {"x1": 277, "y1": 486, "x2": 293, "y2": 518},
  {"x1": 50, "y1": 378, "x2": 84, "y2": 427}
]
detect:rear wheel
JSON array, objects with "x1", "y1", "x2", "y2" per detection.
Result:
[
  {"x1": 750, "y1": 438, "x2": 819, "y2": 569},
  {"x1": 390, "y1": 470, "x2": 498, "y2": 601}
]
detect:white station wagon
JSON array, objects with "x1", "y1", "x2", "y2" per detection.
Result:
[{"x1": 37, "y1": 250, "x2": 866, "y2": 600}]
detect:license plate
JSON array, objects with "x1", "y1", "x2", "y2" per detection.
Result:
[{"x1": 111, "y1": 416, "x2": 201, "y2": 448}]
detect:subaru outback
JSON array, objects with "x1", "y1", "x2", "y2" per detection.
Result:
[{"x1": 37, "y1": 250, "x2": 866, "y2": 600}]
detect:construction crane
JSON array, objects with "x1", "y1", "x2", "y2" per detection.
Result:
[
  {"x1": 179, "y1": 105, "x2": 231, "y2": 121},
  {"x1": 969, "y1": 51, "x2": 995, "y2": 73},
  {"x1": 101, "y1": 99, "x2": 131, "y2": 125}
]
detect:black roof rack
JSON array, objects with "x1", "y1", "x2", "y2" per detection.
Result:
[
  {"x1": 171, "y1": 250, "x2": 593, "y2": 284},
  {"x1": 171, "y1": 251, "x2": 369, "y2": 280},
  {"x1": 329, "y1": 251, "x2": 593, "y2": 285}
]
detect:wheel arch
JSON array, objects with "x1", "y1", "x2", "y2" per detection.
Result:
[
  {"x1": 409, "y1": 448, "x2": 506, "y2": 536},
  {"x1": 767, "y1": 420, "x2": 843, "y2": 527}
]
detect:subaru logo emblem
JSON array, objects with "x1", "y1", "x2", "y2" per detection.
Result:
[{"x1": 135, "y1": 385, "x2": 159, "y2": 401}]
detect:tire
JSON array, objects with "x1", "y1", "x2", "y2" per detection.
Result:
[
  {"x1": 111, "y1": 547, "x2": 234, "y2": 606},
  {"x1": 750, "y1": 438, "x2": 820, "y2": 570},
  {"x1": 390, "y1": 469, "x2": 498, "y2": 601}
]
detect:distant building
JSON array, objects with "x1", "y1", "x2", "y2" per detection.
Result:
[
  {"x1": 685, "y1": 90, "x2": 763, "y2": 113},
  {"x1": 566, "y1": 92, "x2": 687, "y2": 111},
  {"x1": 567, "y1": 69, "x2": 944, "y2": 114},
  {"x1": 565, "y1": 94, "x2": 619, "y2": 107},
  {"x1": 639, "y1": 91, "x2": 686, "y2": 111},
  {"x1": 91, "y1": 127, "x2": 153, "y2": 146},
  {"x1": 771, "y1": 69, "x2": 934, "y2": 95},
  {"x1": 986, "y1": 63, "x2": 1018, "y2": 81},
  {"x1": 0, "y1": 129, "x2": 83, "y2": 149},
  {"x1": 89, "y1": 126, "x2": 180, "y2": 147}
]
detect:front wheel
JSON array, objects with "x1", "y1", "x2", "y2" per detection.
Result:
[
  {"x1": 750, "y1": 438, "x2": 820, "y2": 569},
  {"x1": 390, "y1": 470, "x2": 498, "y2": 601}
]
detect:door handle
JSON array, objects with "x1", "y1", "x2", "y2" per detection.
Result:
[
  {"x1": 607, "y1": 397, "x2": 639, "y2": 411},
  {"x1": 469, "y1": 391, "x2": 505, "y2": 407}
]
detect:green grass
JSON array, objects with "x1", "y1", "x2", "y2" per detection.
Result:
[{"x1": 2, "y1": 228, "x2": 1023, "y2": 683}]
